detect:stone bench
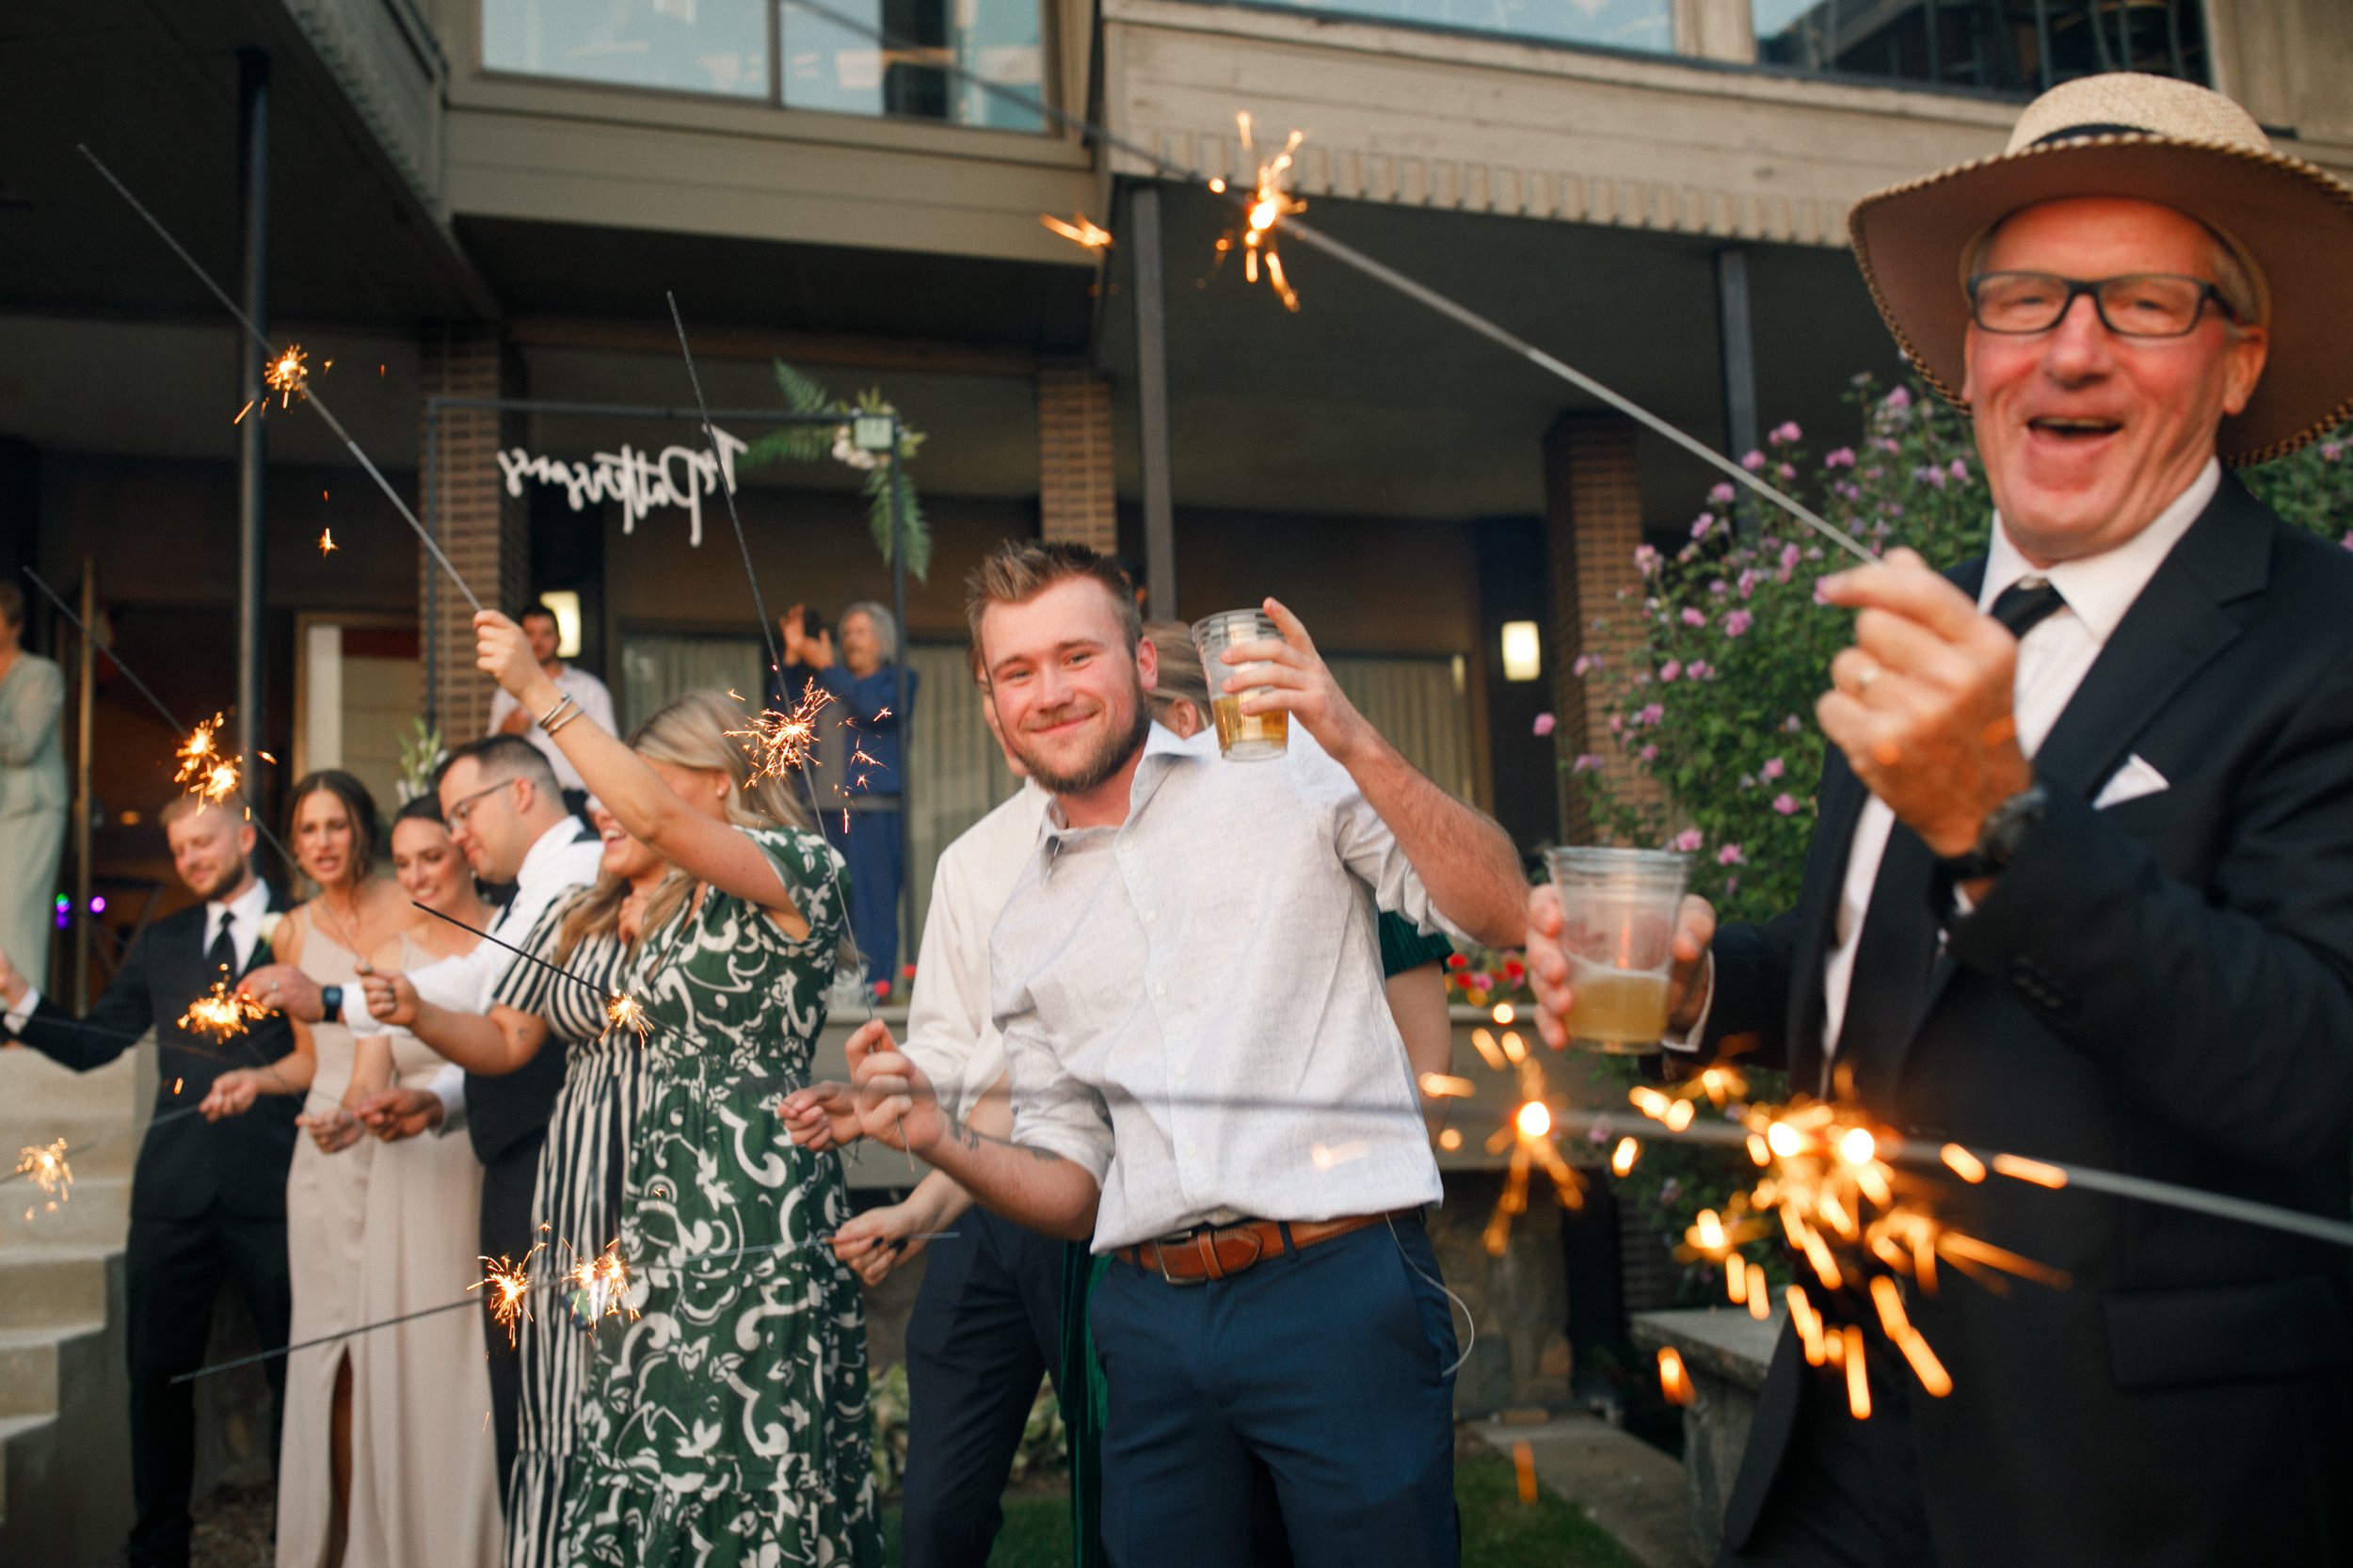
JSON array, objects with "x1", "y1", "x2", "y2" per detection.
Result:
[{"x1": 1629, "y1": 1306, "x2": 1784, "y2": 1561}]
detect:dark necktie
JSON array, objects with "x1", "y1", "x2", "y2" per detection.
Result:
[
  {"x1": 1833, "y1": 579, "x2": 2068, "y2": 1097},
  {"x1": 203, "y1": 911, "x2": 238, "y2": 981}
]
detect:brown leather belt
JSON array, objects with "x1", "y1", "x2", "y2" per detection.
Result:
[{"x1": 1114, "y1": 1210, "x2": 1412, "y2": 1286}]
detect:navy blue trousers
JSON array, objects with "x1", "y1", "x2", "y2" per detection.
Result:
[
  {"x1": 1088, "y1": 1215, "x2": 1461, "y2": 1568},
  {"x1": 829, "y1": 808, "x2": 904, "y2": 990}
]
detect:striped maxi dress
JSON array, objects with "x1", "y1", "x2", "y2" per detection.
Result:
[{"x1": 492, "y1": 888, "x2": 652, "y2": 1568}]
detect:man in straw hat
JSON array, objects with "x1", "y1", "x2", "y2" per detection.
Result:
[{"x1": 1528, "y1": 72, "x2": 2353, "y2": 1564}]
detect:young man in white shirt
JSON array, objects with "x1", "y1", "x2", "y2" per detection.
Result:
[{"x1": 486, "y1": 604, "x2": 616, "y2": 797}]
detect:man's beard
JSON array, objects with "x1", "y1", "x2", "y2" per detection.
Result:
[
  {"x1": 184, "y1": 859, "x2": 247, "y2": 903},
  {"x1": 1015, "y1": 684, "x2": 1151, "y2": 797}
]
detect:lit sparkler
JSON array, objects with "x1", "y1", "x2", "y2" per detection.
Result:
[
  {"x1": 265, "y1": 344, "x2": 310, "y2": 406},
  {"x1": 1040, "y1": 212, "x2": 1113, "y2": 251},
  {"x1": 567, "y1": 1238, "x2": 636, "y2": 1325},
  {"x1": 1210, "y1": 113, "x2": 1307, "y2": 311},
  {"x1": 319, "y1": 529, "x2": 338, "y2": 555},
  {"x1": 173, "y1": 714, "x2": 241, "y2": 805},
  {"x1": 178, "y1": 978, "x2": 272, "y2": 1042},
  {"x1": 726, "y1": 680, "x2": 836, "y2": 784},
  {"x1": 603, "y1": 994, "x2": 650, "y2": 1041},
  {"x1": 471, "y1": 1241, "x2": 543, "y2": 1348},
  {"x1": 15, "y1": 1139, "x2": 72, "y2": 1221}
]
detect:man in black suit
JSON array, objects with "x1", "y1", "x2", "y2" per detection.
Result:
[
  {"x1": 1529, "y1": 75, "x2": 2353, "y2": 1566},
  {"x1": 0, "y1": 794, "x2": 297, "y2": 1568}
]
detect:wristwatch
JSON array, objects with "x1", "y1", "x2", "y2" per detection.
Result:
[
  {"x1": 320, "y1": 984, "x2": 344, "y2": 1021},
  {"x1": 1936, "y1": 782, "x2": 2048, "y2": 886}
]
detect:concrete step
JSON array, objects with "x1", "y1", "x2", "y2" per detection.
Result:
[
  {"x1": 0, "y1": 1413, "x2": 50, "y2": 1528},
  {"x1": 0, "y1": 1175, "x2": 129, "y2": 1252},
  {"x1": 0, "y1": 1252, "x2": 129, "y2": 1555},
  {"x1": 0, "y1": 1249, "x2": 110, "y2": 1333},
  {"x1": 0, "y1": 1048, "x2": 141, "y2": 1114},
  {"x1": 0, "y1": 1320, "x2": 103, "y2": 1419}
]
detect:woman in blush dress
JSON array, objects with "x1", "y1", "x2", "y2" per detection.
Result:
[{"x1": 336, "y1": 795, "x2": 503, "y2": 1568}]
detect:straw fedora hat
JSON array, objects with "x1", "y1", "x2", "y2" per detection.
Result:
[{"x1": 1849, "y1": 72, "x2": 2353, "y2": 465}]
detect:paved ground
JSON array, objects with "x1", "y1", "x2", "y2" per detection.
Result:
[{"x1": 1477, "y1": 1414, "x2": 1707, "y2": 1568}]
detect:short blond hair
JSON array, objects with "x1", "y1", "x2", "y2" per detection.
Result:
[
  {"x1": 1143, "y1": 621, "x2": 1209, "y2": 729},
  {"x1": 964, "y1": 541, "x2": 1142, "y2": 675}
]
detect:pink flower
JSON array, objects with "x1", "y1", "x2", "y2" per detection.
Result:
[
  {"x1": 1737, "y1": 569, "x2": 1759, "y2": 600},
  {"x1": 1572, "y1": 753, "x2": 1603, "y2": 773},
  {"x1": 1784, "y1": 713, "x2": 1803, "y2": 732},
  {"x1": 1609, "y1": 713, "x2": 1625, "y2": 735},
  {"x1": 1884, "y1": 385, "x2": 1913, "y2": 411},
  {"x1": 1781, "y1": 544, "x2": 1801, "y2": 572},
  {"x1": 1761, "y1": 756, "x2": 1785, "y2": 780},
  {"x1": 1722, "y1": 610, "x2": 1753, "y2": 637},
  {"x1": 1709, "y1": 579, "x2": 1729, "y2": 597},
  {"x1": 1634, "y1": 544, "x2": 1661, "y2": 575},
  {"x1": 1638, "y1": 744, "x2": 1657, "y2": 762},
  {"x1": 1681, "y1": 607, "x2": 1706, "y2": 628},
  {"x1": 2323, "y1": 441, "x2": 2345, "y2": 461},
  {"x1": 1769, "y1": 421, "x2": 1802, "y2": 444},
  {"x1": 1686, "y1": 660, "x2": 1713, "y2": 680},
  {"x1": 1949, "y1": 457, "x2": 1970, "y2": 480},
  {"x1": 1741, "y1": 449, "x2": 1767, "y2": 472},
  {"x1": 1636, "y1": 702, "x2": 1665, "y2": 727},
  {"x1": 1709, "y1": 482, "x2": 1737, "y2": 504},
  {"x1": 1659, "y1": 660, "x2": 1682, "y2": 683},
  {"x1": 1824, "y1": 447, "x2": 1856, "y2": 469},
  {"x1": 1691, "y1": 515, "x2": 1715, "y2": 540},
  {"x1": 1777, "y1": 463, "x2": 1798, "y2": 481},
  {"x1": 1532, "y1": 712, "x2": 1557, "y2": 736},
  {"x1": 2342, "y1": 533, "x2": 2353, "y2": 552},
  {"x1": 1572, "y1": 653, "x2": 1601, "y2": 678},
  {"x1": 1670, "y1": 828, "x2": 1705, "y2": 853},
  {"x1": 1717, "y1": 842, "x2": 1745, "y2": 866},
  {"x1": 1772, "y1": 792, "x2": 1800, "y2": 815}
]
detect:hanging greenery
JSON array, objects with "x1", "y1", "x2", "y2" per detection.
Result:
[{"x1": 735, "y1": 360, "x2": 932, "y2": 582}]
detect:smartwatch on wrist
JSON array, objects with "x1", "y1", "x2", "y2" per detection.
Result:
[
  {"x1": 320, "y1": 984, "x2": 344, "y2": 1021},
  {"x1": 1936, "y1": 782, "x2": 2049, "y2": 887}
]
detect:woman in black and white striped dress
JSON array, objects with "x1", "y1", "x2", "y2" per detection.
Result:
[{"x1": 491, "y1": 806, "x2": 682, "y2": 1568}]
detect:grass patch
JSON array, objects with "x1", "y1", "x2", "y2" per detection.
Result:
[{"x1": 880, "y1": 1451, "x2": 1639, "y2": 1567}]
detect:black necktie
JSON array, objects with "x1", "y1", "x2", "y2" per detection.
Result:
[
  {"x1": 203, "y1": 912, "x2": 237, "y2": 981},
  {"x1": 1834, "y1": 579, "x2": 2068, "y2": 1096}
]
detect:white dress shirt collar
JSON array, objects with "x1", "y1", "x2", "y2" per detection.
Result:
[
  {"x1": 205, "y1": 878, "x2": 273, "y2": 968},
  {"x1": 1981, "y1": 459, "x2": 2220, "y2": 639},
  {"x1": 1040, "y1": 721, "x2": 1208, "y2": 841}
]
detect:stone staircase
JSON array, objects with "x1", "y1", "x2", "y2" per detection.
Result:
[{"x1": 0, "y1": 1046, "x2": 137, "y2": 1563}]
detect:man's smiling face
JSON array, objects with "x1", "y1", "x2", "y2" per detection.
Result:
[{"x1": 1962, "y1": 197, "x2": 2267, "y2": 565}]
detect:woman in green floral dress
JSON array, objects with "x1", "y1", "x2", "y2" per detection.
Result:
[{"x1": 474, "y1": 617, "x2": 883, "y2": 1568}]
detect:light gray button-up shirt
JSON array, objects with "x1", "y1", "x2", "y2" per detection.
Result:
[{"x1": 991, "y1": 723, "x2": 1460, "y2": 1253}]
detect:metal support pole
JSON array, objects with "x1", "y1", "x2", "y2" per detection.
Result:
[
  {"x1": 73, "y1": 561, "x2": 95, "y2": 1011},
  {"x1": 1715, "y1": 248, "x2": 1761, "y2": 536},
  {"x1": 234, "y1": 48, "x2": 270, "y2": 818},
  {"x1": 888, "y1": 422, "x2": 913, "y2": 999},
  {"x1": 1131, "y1": 184, "x2": 1177, "y2": 621},
  {"x1": 422, "y1": 395, "x2": 440, "y2": 734}
]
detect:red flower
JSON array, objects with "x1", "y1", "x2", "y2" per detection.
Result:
[{"x1": 1446, "y1": 953, "x2": 1470, "y2": 971}]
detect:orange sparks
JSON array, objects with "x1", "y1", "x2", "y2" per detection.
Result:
[
  {"x1": 1213, "y1": 112, "x2": 1307, "y2": 312},
  {"x1": 1940, "y1": 1144, "x2": 1988, "y2": 1183},
  {"x1": 1490, "y1": 1001, "x2": 1515, "y2": 1025},
  {"x1": 1040, "y1": 212, "x2": 1113, "y2": 251},
  {"x1": 1418, "y1": 1073, "x2": 1476, "y2": 1099},
  {"x1": 1992, "y1": 1153, "x2": 2068, "y2": 1189},
  {"x1": 178, "y1": 979, "x2": 270, "y2": 1041},
  {"x1": 1609, "y1": 1135, "x2": 1641, "y2": 1176},
  {"x1": 319, "y1": 529, "x2": 338, "y2": 555},
  {"x1": 1841, "y1": 1325, "x2": 1872, "y2": 1418},
  {"x1": 727, "y1": 681, "x2": 836, "y2": 783},
  {"x1": 264, "y1": 343, "x2": 309, "y2": 406},
  {"x1": 603, "y1": 994, "x2": 649, "y2": 1041},
  {"x1": 1656, "y1": 1347, "x2": 1694, "y2": 1406},
  {"x1": 1468, "y1": 1028, "x2": 1508, "y2": 1072},
  {"x1": 173, "y1": 715, "x2": 241, "y2": 805},
  {"x1": 1512, "y1": 1441, "x2": 1539, "y2": 1504},
  {"x1": 568, "y1": 1239, "x2": 636, "y2": 1324},
  {"x1": 472, "y1": 1244, "x2": 541, "y2": 1346},
  {"x1": 1788, "y1": 1285, "x2": 1827, "y2": 1366},
  {"x1": 15, "y1": 1139, "x2": 72, "y2": 1213},
  {"x1": 1436, "y1": 1128, "x2": 1463, "y2": 1151}
]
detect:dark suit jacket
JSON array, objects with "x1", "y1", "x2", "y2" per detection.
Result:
[
  {"x1": 1703, "y1": 475, "x2": 2353, "y2": 1566},
  {"x1": 463, "y1": 817, "x2": 597, "y2": 1167},
  {"x1": 13, "y1": 888, "x2": 301, "y2": 1223}
]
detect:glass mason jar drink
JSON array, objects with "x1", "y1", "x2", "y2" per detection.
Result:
[
  {"x1": 1191, "y1": 610, "x2": 1289, "y2": 761},
  {"x1": 1545, "y1": 846, "x2": 1691, "y2": 1053}
]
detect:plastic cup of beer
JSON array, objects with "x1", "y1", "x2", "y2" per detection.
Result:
[
  {"x1": 1545, "y1": 846, "x2": 1691, "y2": 1053},
  {"x1": 1192, "y1": 610, "x2": 1289, "y2": 761}
]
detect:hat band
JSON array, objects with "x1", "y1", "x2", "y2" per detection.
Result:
[{"x1": 2029, "y1": 122, "x2": 2151, "y2": 147}]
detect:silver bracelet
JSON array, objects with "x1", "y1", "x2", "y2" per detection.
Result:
[
  {"x1": 544, "y1": 706, "x2": 584, "y2": 738},
  {"x1": 536, "y1": 693, "x2": 577, "y2": 732}
]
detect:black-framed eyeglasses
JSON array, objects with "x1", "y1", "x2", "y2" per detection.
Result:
[
  {"x1": 444, "y1": 777, "x2": 518, "y2": 831},
  {"x1": 1966, "y1": 272, "x2": 2237, "y2": 339}
]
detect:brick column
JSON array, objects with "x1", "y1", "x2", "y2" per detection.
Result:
[
  {"x1": 418, "y1": 328, "x2": 526, "y2": 743},
  {"x1": 1542, "y1": 413, "x2": 1655, "y2": 842},
  {"x1": 1036, "y1": 363, "x2": 1117, "y2": 553}
]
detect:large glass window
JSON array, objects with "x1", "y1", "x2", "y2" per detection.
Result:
[
  {"x1": 1753, "y1": 0, "x2": 2208, "y2": 92},
  {"x1": 1228, "y1": 0, "x2": 1673, "y2": 54},
  {"x1": 480, "y1": 0, "x2": 1047, "y2": 131}
]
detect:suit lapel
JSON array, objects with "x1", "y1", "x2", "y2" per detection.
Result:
[{"x1": 1907, "y1": 479, "x2": 2268, "y2": 1059}]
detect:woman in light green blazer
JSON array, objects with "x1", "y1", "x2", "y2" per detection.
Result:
[{"x1": 0, "y1": 582, "x2": 67, "y2": 987}]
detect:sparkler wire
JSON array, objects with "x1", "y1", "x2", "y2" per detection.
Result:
[
  {"x1": 775, "y1": 0, "x2": 1879, "y2": 566},
  {"x1": 76, "y1": 146, "x2": 486, "y2": 613}
]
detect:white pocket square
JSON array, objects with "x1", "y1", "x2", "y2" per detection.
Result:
[{"x1": 2094, "y1": 754, "x2": 2169, "y2": 809}]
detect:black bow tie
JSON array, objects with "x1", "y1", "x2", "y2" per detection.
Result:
[{"x1": 1990, "y1": 579, "x2": 2067, "y2": 639}]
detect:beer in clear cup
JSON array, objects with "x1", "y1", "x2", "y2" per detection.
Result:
[
  {"x1": 1191, "y1": 610, "x2": 1289, "y2": 760},
  {"x1": 1545, "y1": 846, "x2": 1691, "y2": 1053}
]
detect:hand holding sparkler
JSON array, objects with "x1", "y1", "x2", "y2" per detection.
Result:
[
  {"x1": 235, "y1": 962, "x2": 329, "y2": 1024},
  {"x1": 474, "y1": 610, "x2": 546, "y2": 706},
  {"x1": 351, "y1": 1085, "x2": 445, "y2": 1142},
  {"x1": 299, "y1": 1102, "x2": 366, "y2": 1155},
  {"x1": 778, "y1": 1079, "x2": 857, "y2": 1151},
  {"x1": 200, "y1": 1068, "x2": 266, "y2": 1121},
  {"x1": 1816, "y1": 548, "x2": 2033, "y2": 860},
  {"x1": 826, "y1": 1192, "x2": 953, "y2": 1284},
  {"x1": 358, "y1": 968, "x2": 422, "y2": 1030},
  {"x1": 840, "y1": 1018, "x2": 948, "y2": 1154},
  {"x1": 1524, "y1": 886, "x2": 1716, "y2": 1051}
]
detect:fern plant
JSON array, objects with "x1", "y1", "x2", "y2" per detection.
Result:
[{"x1": 737, "y1": 360, "x2": 932, "y2": 582}]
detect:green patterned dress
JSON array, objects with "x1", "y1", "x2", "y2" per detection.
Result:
[{"x1": 562, "y1": 825, "x2": 883, "y2": 1567}]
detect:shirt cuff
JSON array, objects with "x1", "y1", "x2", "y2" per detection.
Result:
[
  {"x1": 1658, "y1": 953, "x2": 1715, "y2": 1054},
  {"x1": 5, "y1": 984, "x2": 41, "y2": 1035},
  {"x1": 428, "y1": 1064, "x2": 467, "y2": 1135}
]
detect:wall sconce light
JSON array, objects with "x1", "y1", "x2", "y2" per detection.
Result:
[
  {"x1": 1500, "y1": 620, "x2": 1542, "y2": 682},
  {"x1": 539, "y1": 590, "x2": 584, "y2": 659}
]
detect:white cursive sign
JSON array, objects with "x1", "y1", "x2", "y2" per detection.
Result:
[{"x1": 494, "y1": 428, "x2": 749, "y2": 547}]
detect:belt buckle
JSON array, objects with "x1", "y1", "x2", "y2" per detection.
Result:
[
  {"x1": 1154, "y1": 1222, "x2": 1263, "y2": 1286},
  {"x1": 1154, "y1": 1240, "x2": 1209, "y2": 1288}
]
